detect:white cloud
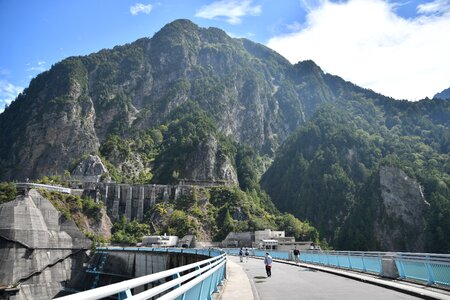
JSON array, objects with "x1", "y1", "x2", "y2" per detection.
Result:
[
  {"x1": 0, "y1": 80, "x2": 24, "y2": 113},
  {"x1": 27, "y1": 61, "x2": 47, "y2": 73},
  {"x1": 285, "y1": 21, "x2": 303, "y2": 32},
  {"x1": 130, "y1": 3, "x2": 153, "y2": 15},
  {"x1": 417, "y1": 0, "x2": 450, "y2": 15},
  {"x1": 195, "y1": 0, "x2": 261, "y2": 25},
  {"x1": 267, "y1": 0, "x2": 450, "y2": 100}
]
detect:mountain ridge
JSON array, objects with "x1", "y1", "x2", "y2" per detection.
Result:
[
  {"x1": 1, "y1": 19, "x2": 449, "y2": 252},
  {"x1": 0, "y1": 19, "x2": 369, "y2": 181}
]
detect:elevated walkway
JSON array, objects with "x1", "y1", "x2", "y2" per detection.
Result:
[
  {"x1": 219, "y1": 255, "x2": 450, "y2": 300},
  {"x1": 15, "y1": 182, "x2": 72, "y2": 194}
]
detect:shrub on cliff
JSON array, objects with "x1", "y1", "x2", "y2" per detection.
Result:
[{"x1": 0, "y1": 182, "x2": 17, "y2": 204}]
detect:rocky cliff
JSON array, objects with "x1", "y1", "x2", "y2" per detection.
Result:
[
  {"x1": 375, "y1": 166, "x2": 429, "y2": 251},
  {"x1": 71, "y1": 154, "x2": 108, "y2": 182},
  {"x1": 0, "y1": 189, "x2": 91, "y2": 300},
  {"x1": 261, "y1": 100, "x2": 450, "y2": 252},
  {"x1": 0, "y1": 19, "x2": 355, "y2": 182}
]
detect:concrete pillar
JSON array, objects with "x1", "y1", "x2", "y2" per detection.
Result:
[
  {"x1": 381, "y1": 253, "x2": 399, "y2": 278},
  {"x1": 174, "y1": 186, "x2": 180, "y2": 201},
  {"x1": 125, "y1": 185, "x2": 132, "y2": 221},
  {"x1": 134, "y1": 254, "x2": 147, "y2": 294},
  {"x1": 150, "y1": 185, "x2": 156, "y2": 205},
  {"x1": 112, "y1": 185, "x2": 120, "y2": 220},
  {"x1": 137, "y1": 186, "x2": 144, "y2": 221},
  {"x1": 163, "y1": 186, "x2": 170, "y2": 202}
]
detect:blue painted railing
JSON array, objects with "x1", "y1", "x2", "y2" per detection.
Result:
[
  {"x1": 58, "y1": 247, "x2": 226, "y2": 300},
  {"x1": 97, "y1": 246, "x2": 224, "y2": 257},
  {"x1": 224, "y1": 248, "x2": 290, "y2": 260},
  {"x1": 300, "y1": 250, "x2": 383, "y2": 274},
  {"x1": 394, "y1": 253, "x2": 450, "y2": 286},
  {"x1": 224, "y1": 248, "x2": 450, "y2": 287}
]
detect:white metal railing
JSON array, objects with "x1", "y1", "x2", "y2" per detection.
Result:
[
  {"x1": 15, "y1": 183, "x2": 72, "y2": 194},
  {"x1": 57, "y1": 251, "x2": 226, "y2": 300}
]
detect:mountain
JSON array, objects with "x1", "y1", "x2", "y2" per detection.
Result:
[
  {"x1": 434, "y1": 87, "x2": 450, "y2": 100},
  {"x1": 0, "y1": 19, "x2": 388, "y2": 182},
  {"x1": 1, "y1": 19, "x2": 449, "y2": 252},
  {"x1": 261, "y1": 97, "x2": 450, "y2": 253},
  {"x1": 0, "y1": 19, "x2": 327, "y2": 245}
]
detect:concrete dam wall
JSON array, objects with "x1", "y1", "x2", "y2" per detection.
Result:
[
  {"x1": 0, "y1": 188, "x2": 213, "y2": 300},
  {"x1": 0, "y1": 189, "x2": 91, "y2": 300},
  {"x1": 59, "y1": 250, "x2": 209, "y2": 297},
  {"x1": 83, "y1": 183, "x2": 205, "y2": 222}
]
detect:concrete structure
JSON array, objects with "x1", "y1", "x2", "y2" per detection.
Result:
[
  {"x1": 222, "y1": 231, "x2": 253, "y2": 248},
  {"x1": 81, "y1": 182, "x2": 214, "y2": 222},
  {"x1": 177, "y1": 235, "x2": 195, "y2": 248},
  {"x1": 142, "y1": 234, "x2": 179, "y2": 247},
  {"x1": 260, "y1": 239, "x2": 278, "y2": 249},
  {"x1": 222, "y1": 229, "x2": 304, "y2": 250},
  {"x1": 254, "y1": 229, "x2": 285, "y2": 241},
  {"x1": 60, "y1": 249, "x2": 213, "y2": 297},
  {"x1": 0, "y1": 189, "x2": 91, "y2": 300}
]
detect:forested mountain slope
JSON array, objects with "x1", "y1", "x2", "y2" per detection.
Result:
[
  {"x1": 0, "y1": 19, "x2": 387, "y2": 182},
  {"x1": 1, "y1": 19, "x2": 448, "y2": 252},
  {"x1": 261, "y1": 97, "x2": 450, "y2": 253}
]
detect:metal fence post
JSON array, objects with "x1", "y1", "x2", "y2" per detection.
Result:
[
  {"x1": 425, "y1": 256, "x2": 435, "y2": 285},
  {"x1": 118, "y1": 289, "x2": 132, "y2": 300},
  {"x1": 378, "y1": 253, "x2": 383, "y2": 276},
  {"x1": 361, "y1": 255, "x2": 367, "y2": 272}
]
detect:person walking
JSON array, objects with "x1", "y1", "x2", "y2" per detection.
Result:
[
  {"x1": 264, "y1": 252, "x2": 273, "y2": 277},
  {"x1": 245, "y1": 248, "x2": 250, "y2": 262},
  {"x1": 239, "y1": 248, "x2": 244, "y2": 262},
  {"x1": 293, "y1": 247, "x2": 300, "y2": 264}
]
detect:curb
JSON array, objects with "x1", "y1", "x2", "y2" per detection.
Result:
[{"x1": 217, "y1": 257, "x2": 254, "y2": 300}]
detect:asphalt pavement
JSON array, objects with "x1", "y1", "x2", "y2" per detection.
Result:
[{"x1": 225, "y1": 255, "x2": 430, "y2": 300}]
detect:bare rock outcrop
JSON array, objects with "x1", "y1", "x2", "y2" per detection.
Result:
[
  {"x1": 182, "y1": 135, "x2": 238, "y2": 184},
  {"x1": 374, "y1": 166, "x2": 429, "y2": 251},
  {"x1": 71, "y1": 154, "x2": 108, "y2": 182}
]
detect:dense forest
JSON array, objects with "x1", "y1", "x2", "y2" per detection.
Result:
[{"x1": 262, "y1": 96, "x2": 450, "y2": 253}]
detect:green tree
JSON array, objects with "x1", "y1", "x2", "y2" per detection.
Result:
[{"x1": 0, "y1": 182, "x2": 17, "y2": 204}]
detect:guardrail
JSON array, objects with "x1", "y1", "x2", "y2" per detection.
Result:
[
  {"x1": 15, "y1": 183, "x2": 72, "y2": 194},
  {"x1": 96, "y1": 246, "x2": 224, "y2": 257},
  {"x1": 394, "y1": 253, "x2": 450, "y2": 286},
  {"x1": 300, "y1": 250, "x2": 383, "y2": 275},
  {"x1": 224, "y1": 248, "x2": 450, "y2": 288},
  {"x1": 225, "y1": 248, "x2": 290, "y2": 260},
  {"x1": 57, "y1": 247, "x2": 226, "y2": 300}
]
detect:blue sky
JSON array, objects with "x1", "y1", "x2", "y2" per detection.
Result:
[{"x1": 1, "y1": 0, "x2": 450, "y2": 113}]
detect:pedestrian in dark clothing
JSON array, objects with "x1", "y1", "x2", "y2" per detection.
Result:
[{"x1": 293, "y1": 248, "x2": 300, "y2": 264}]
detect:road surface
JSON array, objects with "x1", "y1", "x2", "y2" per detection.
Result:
[{"x1": 228, "y1": 256, "x2": 422, "y2": 300}]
